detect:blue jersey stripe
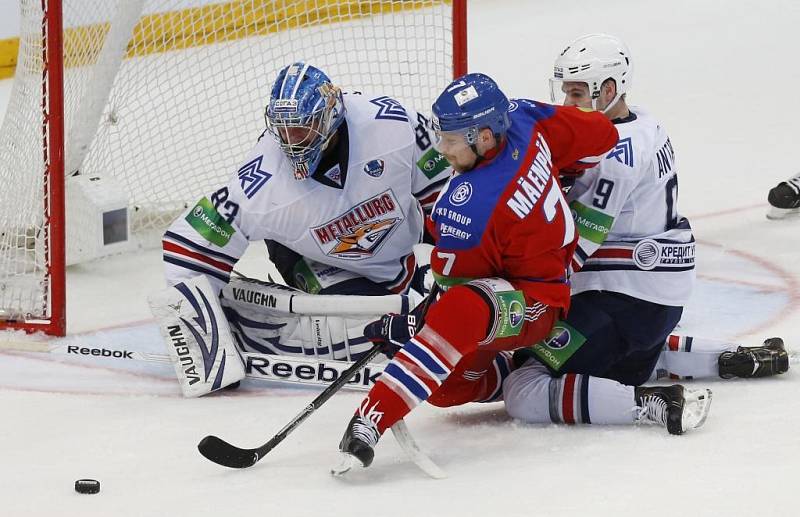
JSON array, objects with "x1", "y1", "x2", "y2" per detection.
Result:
[
  {"x1": 580, "y1": 264, "x2": 695, "y2": 273},
  {"x1": 403, "y1": 340, "x2": 448, "y2": 378},
  {"x1": 579, "y1": 374, "x2": 591, "y2": 424},
  {"x1": 164, "y1": 256, "x2": 230, "y2": 282},
  {"x1": 164, "y1": 231, "x2": 238, "y2": 264},
  {"x1": 384, "y1": 363, "x2": 430, "y2": 401}
]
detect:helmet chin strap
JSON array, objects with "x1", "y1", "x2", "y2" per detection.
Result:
[
  {"x1": 467, "y1": 134, "x2": 503, "y2": 170},
  {"x1": 594, "y1": 91, "x2": 624, "y2": 114}
]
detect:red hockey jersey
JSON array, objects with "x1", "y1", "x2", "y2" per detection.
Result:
[{"x1": 430, "y1": 100, "x2": 618, "y2": 309}]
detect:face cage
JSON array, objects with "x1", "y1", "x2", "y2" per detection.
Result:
[{"x1": 265, "y1": 109, "x2": 330, "y2": 180}]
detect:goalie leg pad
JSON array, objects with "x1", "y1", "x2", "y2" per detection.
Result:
[{"x1": 148, "y1": 275, "x2": 246, "y2": 397}]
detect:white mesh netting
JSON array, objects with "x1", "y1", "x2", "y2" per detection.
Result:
[{"x1": 0, "y1": 0, "x2": 456, "y2": 323}]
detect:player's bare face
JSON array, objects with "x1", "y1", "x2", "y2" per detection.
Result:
[
  {"x1": 561, "y1": 82, "x2": 592, "y2": 109},
  {"x1": 435, "y1": 132, "x2": 477, "y2": 172}
]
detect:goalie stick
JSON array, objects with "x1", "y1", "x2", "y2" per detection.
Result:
[
  {"x1": 0, "y1": 339, "x2": 384, "y2": 391},
  {"x1": 197, "y1": 284, "x2": 442, "y2": 470}
]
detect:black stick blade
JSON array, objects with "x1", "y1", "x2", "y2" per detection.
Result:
[{"x1": 197, "y1": 435, "x2": 260, "y2": 469}]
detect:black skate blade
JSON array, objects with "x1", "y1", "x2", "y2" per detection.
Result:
[{"x1": 198, "y1": 435, "x2": 260, "y2": 469}]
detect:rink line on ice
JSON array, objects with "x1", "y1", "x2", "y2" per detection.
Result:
[
  {"x1": 0, "y1": 348, "x2": 172, "y2": 382},
  {"x1": 0, "y1": 385, "x2": 181, "y2": 398},
  {"x1": 697, "y1": 238, "x2": 800, "y2": 340},
  {"x1": 72, "y1": 317, "x2": 156, "y2": 334},
  {"x1": 688, "y1": 201, "x2": 800, "y2": 339},
  {"x1": 0, "y1": 344, "x2": 331, "y2": 398},
  {"x1": 0, "y1": 382, "x2": 301, "y2": 398},
  {"x1": 689, "y1": 202, "x2": 764, "y2": 220}
]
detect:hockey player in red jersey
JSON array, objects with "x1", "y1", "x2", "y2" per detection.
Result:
[{"x1": 332, "y1": 73, "x2": 618, "y2": 473}]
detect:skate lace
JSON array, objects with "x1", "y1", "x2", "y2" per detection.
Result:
[
  {"x1": 636, "y1": 395, "x2": 668, "y2": 427},
  {"x1": 787, "y1": 176, "x2": 800, "y2": 194},
  {"x1": 353, "y1": 398, "x2": 382, "y2": 446},
  {"x1": 352, "y1": 417, "x2": 380, "y2": 446}
]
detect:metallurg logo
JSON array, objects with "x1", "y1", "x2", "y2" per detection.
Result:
[{"x1": 311, "y1": 190, "x2": 404, "y2": 260}]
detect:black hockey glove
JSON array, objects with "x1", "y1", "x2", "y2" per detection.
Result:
[
  {"x1": 363, "y1": 292, "x2": 435, "y2": 358},
  {"x1": 363, "y1": 313, "x2": 418, "y2": 358}
]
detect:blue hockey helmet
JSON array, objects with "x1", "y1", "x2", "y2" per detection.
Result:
[
  {"x1": 431, "y1": 73, "x2": 511, "y2": 148},
  {"x1": 265, "y1": 62, "x2": 345, "y2": 180}
]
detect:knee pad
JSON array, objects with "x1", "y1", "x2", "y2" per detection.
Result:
[{"x1": 461, "y1": 278, "x2": 527, "y2": 344}]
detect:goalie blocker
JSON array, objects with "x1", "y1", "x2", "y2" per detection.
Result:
[{"x1": 148, "y1": 276, "x2": 405, "y2": 397}]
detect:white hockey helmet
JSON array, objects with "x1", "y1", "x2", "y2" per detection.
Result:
[{"x1": 549, "y1": 34, "x2": 632, "y2": 113}]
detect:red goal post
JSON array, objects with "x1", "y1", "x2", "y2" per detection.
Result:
[{"x1": 0, "y1": 0, "x2": 467, "y2": 336}]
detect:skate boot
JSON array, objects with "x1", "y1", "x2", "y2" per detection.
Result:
[
  {"x1": 767, "y1": 175, "x2": 800, "y2": 219},
  {"x1": 331, "y1": 414, "x2": 381, "y2": 476},
  {"x1": 718, "y1": 337, "x2": 790, "y2": 379},
  {"x1": 634, "y1": 385, "x2": 712, "y2": 435}
]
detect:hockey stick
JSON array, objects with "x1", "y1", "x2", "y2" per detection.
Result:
[
  {"x1": 0, "y1": 339, "x2": 384, "y2": 391},
  {"x1": 198, "y1": 284, "x2": 442, "y2": 470},
  {"x1": 390, "y1": 419, "x2": 447, "y2": 479},
  {"x1": 197, "y1": 344, "x2": 383, "y2": 468},
  {"x1": 331, "y1": 283, "x2": 444, "y2": 477}
]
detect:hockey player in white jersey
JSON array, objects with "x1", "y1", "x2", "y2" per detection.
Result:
[
  {"x1": 504, "y1": 35, "x2": 787, "y2": 435},
  {"x1": 148, "y1": 62, "x2": 451, "y2": 396}
]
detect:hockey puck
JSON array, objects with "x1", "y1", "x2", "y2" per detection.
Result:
[{"x1": 74, "y1": 479, "x2": 100, "y2": 494}]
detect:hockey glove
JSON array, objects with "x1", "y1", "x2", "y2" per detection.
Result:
[
  {"x1": 558, "y1": 168, "x2": 586, "y2": 195},
  {"x1": 363, "y1": 293, "x2": 433, "y2": 358}
]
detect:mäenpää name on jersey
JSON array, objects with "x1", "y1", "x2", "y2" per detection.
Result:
[{"x1": 507, "y1": 134, "x2": 555, "y2": 219}]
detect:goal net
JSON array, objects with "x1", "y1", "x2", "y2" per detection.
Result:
[{"x1": 0, "y1": 0, "x2": 466, "y2": 335}]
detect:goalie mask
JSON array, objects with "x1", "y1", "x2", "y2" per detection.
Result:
[
  {"x1": 265, "y1": 62, "x2": 345, "y2": 180},
  {"x1": 549, "y1": 33, "x2": 633, "y2": 113}
]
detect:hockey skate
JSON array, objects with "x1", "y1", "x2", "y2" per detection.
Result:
[
  {"x1": 767, "y1": 175, "x2": 800, "y2": 219},
  {"x1": 331, "y1": 414, "x2": 381, "y2": 476},
  {"x1": 635, "y1": 385, "x2": 712, "y2": 435},
  {"x1": 718, "y1": 337, "x2": 790, "y2": 379}
]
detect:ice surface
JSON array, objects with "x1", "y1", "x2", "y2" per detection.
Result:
[{"x1": 1, "y1": 1, "x2": 799, "y2": 515}]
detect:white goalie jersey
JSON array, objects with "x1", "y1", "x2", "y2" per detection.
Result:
[
  {"x1": 567, "y1": 106, "x2": 695, "y2": 306},
  {"x1": 162, "y1": 93, "x2": 450, "y2": 294}
]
